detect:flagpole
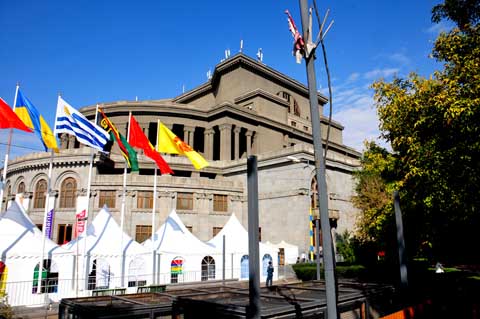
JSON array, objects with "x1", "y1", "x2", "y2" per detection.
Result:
[
  {"x1": 78, "y1": 104, "x2": 99, "y2": 293},
  {"x1": 119, "y1": 112, "x2": 132, "y2": 287},
  {"x1": 0, "y1": 84, "x2": 19, "y2": 213},
  {"x1": 38, "y1": 148, "x2": 54, "y2": 294},
  {"x1": 151, "y1": 120, "x2": 160, "y2": 284}
]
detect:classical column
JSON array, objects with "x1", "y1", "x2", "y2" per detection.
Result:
[
  {"x1": 245, "y1": 130, "x2": 253, "y2": 156},
  {"x1": 184, "y1": 126, "x2": 194, "y2": 146},
  {"x1": 69, "y1": 135, "x2": 76, "y2": 149},
  {"x1": 204, "y1": 128, "x2": 214, "y2": 160},
  {"x1": 60, "y1": 134, "x2": 68, "y2": 149},
  {"x1": 233, "y1": 127, "x2": 241, "y2": 160},
  {"x1": 219, "y1": 123, "x2": 232, "y2": 161}
]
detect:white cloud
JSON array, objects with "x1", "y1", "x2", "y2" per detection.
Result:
[
  {"x1": 425, "y1": 21, "x2": 453, "y2": 35},
  {"x1": 346, "y1": 72, "x2": 360, "y2": 82},
  {"x1": 329, "y1": 75, "x2": 391, "y2": 152},
  {"x1": 388, "y1": 52, "x2": 410, "y2": 66},
  {"x1": 364, "y1": 68, "x2": 399, "y2": 80}
]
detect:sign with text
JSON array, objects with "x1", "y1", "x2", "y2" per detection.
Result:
[
  {"x1": 44, "y1": 209, "x2": 54, "y2": 239},
  {"x1": 75, "y1": 209, "x2": 87, "y2": 238}
]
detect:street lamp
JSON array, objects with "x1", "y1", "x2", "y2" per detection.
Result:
[{"x1": 288, "y1": 155, "x2": 321, "y2": 281}]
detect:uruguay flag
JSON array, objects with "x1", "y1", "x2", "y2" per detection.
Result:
[{"x1": 54, "y1": 97, "x2": 109, "y2": 152}]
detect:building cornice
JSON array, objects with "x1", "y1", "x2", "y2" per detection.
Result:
[{"x1": 172, "y1": 53, "x2": 328, "y2": 105}]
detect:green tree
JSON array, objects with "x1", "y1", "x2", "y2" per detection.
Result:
[
  {"x1": 352, "y1": 141, "x2": 397, "y2": 244},
  {"x1": 370, "y1": 13, "x2": 480, "y2": 263}
]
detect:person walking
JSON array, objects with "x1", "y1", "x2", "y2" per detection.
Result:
[{"x1": 266, "y1": 261, "x2": 274, "y2": 287}]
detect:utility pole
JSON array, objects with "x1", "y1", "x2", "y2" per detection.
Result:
[
  {"x1": 393, "y1": 190, "x2": 408, "y2": 289},
  {"x1": 298, "y1": 1, "x2": 338, "y2": 318},
  {"x1": 247, "y1": 155, "x2": 261, "y2": 319}
]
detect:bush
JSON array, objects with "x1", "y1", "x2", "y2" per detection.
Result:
[
  {"x1": 292, "y1": 263, "x2": 368, "y2": 281},
  {"x1": 0, "y1": 295, "x2": 13, "y2": 319}
]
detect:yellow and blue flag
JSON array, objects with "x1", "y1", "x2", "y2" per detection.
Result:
[{"x1": 15, "y1": 90, "x2": 58, "y2": 152}]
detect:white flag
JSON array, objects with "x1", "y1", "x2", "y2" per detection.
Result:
[{"x1": 54, "y1": 96, "x2": 109, "y2": 151}]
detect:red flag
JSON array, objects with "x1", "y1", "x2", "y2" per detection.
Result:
[
  {"x1": 285, "y1": 10, "x2": 305, "y2": 63},
  {"x1": 0, "y1": 98, "x2": 33, "y2": 132},
  {"x1": 129, "y1": 115, "x2": 173, "y2": 175}
]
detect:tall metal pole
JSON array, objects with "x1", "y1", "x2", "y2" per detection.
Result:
[
  {"x1": 393, "y1": 190, "x2": 408, "y2": 289},
  {"x1": 315, "y1": 219, "x2": 321, "y2": 280},
  {"x1": 299, "y1": 1, "x2": 338, "y2": 317},
  {"x1": 247, "y1": 155, "x2": 260, "y2": 319},
  {"x1": 222, "y1": 235, "x2": 226, "y2": 282}
]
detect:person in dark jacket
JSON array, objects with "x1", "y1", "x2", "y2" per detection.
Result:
[{"x1": 266, "y1": 261, "x2": 274, "y2": 287}]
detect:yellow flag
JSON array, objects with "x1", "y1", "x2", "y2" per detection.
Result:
[{"x1": 157, "y1": 122, "x2": 209, "y2": 170}]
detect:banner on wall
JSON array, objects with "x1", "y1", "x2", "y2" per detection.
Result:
[
  {"x1": 44, "y1": 209, "x2": 55, "y2": 239},
  {"x1": 74, "y1": 209, "x2": 87, "y2": 238}
]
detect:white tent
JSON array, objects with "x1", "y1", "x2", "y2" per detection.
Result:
[
  {"x1": 207, "y1": 213, "x2": 278, "y2": 281},
  {"x1": 266, "y1": 240, "x2": 299, "y2": 265},
  {"x1": 143, "y1": 209, "x2": 221, "y2": 284},
  {"x1": 0, "y1": 201, "x2": 74, "y2": 306},
  {"x1": 62, "y1": 205, "x2": 151, "y2": 292}
]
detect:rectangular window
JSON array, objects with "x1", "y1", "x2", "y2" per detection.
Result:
[
  {"x1": 213, "y1": 194, "x2": 228, "y2": 212},
  {"x1": 137, "y1": 191, "x2": 153, "y2": 209},
  {"x1": 259, "y1": 227, "x2": 262, "y2": 242},
  {"x1": 186, "y1": 225, "x2": 193, "y2": 233},
  {"x1": 212, "y1": 227, "x2": 222, "y2": 237},
  {"x1": 36, "y1": 224, "x2": 43, "y2": 232},
  {"x1": 99, "y1": 190, "x2": 116, "y2": 208},
  {"x1": 57, "y1": 224, "x2": 73, "y2": 245},
  {"x1": 135, "y1": 225, "x2": 152, "y2": 243},
  {"x1": 177, "y1": 192, "x2": 193, "y2": 210},
  {"x1": 291, "y1": 121, "x2": 297, "y2": 127}
]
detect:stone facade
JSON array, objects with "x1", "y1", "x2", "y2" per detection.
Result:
[{"x1": 1, "y1": 53, "x2": 361, "y2": 256}]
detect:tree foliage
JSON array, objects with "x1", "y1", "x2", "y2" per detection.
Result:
[
  {"x1": 354, "y1": 1, "x2": 480, "y2": 263},
  {"x1": 432, "y1": 0, "x2": 480, "y2": 30},
  {"x1": 352, "y1": 141, "x2": 397, "y2": 244}
]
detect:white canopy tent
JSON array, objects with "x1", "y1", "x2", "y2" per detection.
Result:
[
  {"x1": 207, "y1": 213, "x2": 278, "y2": 281},
  {"x1": 62, "y1": 205, "x2": 151, "y2": 292},
  {"x1": 0, "y1": 201, "x2": 74, "y2": 306},
  {"x1": 265, "y1": 240, "x2": 299, "y2": 265},
  {"x1": 143, "y1": 209, "x2": 222, "y2": 284}
]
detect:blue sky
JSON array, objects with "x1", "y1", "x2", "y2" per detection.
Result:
[{"x1": 0, "y1": 0, "x2": 452, "y2": 160}]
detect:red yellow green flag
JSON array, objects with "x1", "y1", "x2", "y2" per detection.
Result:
[{"x1": 98, "y1": 109, "x2": 139, "y2": 171}]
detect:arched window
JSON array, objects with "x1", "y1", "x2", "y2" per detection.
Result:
[
  {"x1": 0, "y1": 261, "x2": 7, "y2": 297},
  {"x1": 171, "y1": 257, "x2": 184, "y2": 284},
  {"x1": 262, "y1": 254, "x2": 273, "y2": 276},
  {"x1": 32, "y1": 259, "x2": 58, "y2": 294},
  {"x1": 277, "y1": 91, "x2": 301, "y2": 117},
  {"x1": 33, "y1": 179, "x2": 47, "y2": 209},
  {"x1": 201, "y1": 256, "x2": 215, "y2": 281},
  {"x1": 240, "y1": 255, "x2": 249, "y2": 279},
  {"x1": 128, "y1": 258, "x2": 147, "y2": 287},
  {"x1": 17, "y1": 181, "x2": 25, "y2": 194},
  {"x1": 88, "y1": 259, "x2": 111, "y2": 290},
  {"x1": 60, "y1": 177, "x2": 77, "y2": 208}
]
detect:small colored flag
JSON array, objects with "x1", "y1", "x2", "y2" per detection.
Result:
[
  {"x1": 157, "y1": 122, "x2": 209, "y2": 170},
  {"x1": 0, "y1": 98, "x2": 33, "y2": 132},
  {"x1": 44, "y1": 209, "x2": 55, "y2": 239},
  {"x1": 15, "y1": 90, "x2": 59, "y2": 152},
  {"x1": 98, "y1": 109, "x2": 139, "y2": 171},
  {"x1": 129, "y1": 115, "x2": 173, "y2": 175},
  {"x1": 285, "y1": 10, "x2": 305, "y2": 64},
  {"x1": 55, "y1": 97, "x2": 109, "y2": 152}
]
